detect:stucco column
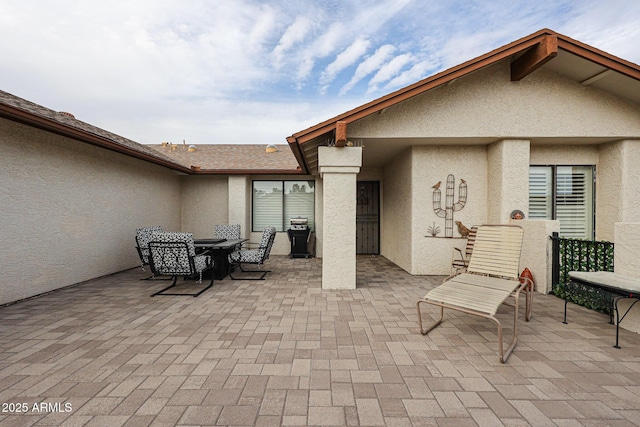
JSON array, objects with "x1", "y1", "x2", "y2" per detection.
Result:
[
  {"x1": 514, "y1": 219, "x2": 560, "y2": 294},
  {"x1": 596, "y1": 140, "x2": 640, "y2": 241},
  {"x1": 617, "y1": 140, "x2": 640, "y2": 222},
  {"x1": 487, "y1": 139, "x2": 530, "y2": 223},
  {"x1": 614, "y1": 222, "x2": 640, "y2": 334},
  {"x1": 228, "y1": 176, "x2": 249, "y2": 238},
  {"x1": 318, "y1": 146, "x2": 362, "y2": 289}
]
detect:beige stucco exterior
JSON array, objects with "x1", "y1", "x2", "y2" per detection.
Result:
[
  {"x1": 0, "y1": 117, "x2": 321, "y2": 305},
  {"x1": 3, "y1": 39, "x2": 640, "y2": 339},
  {"x1": 381, "y1": 147, "x2": 412, "y2": 272},
  {"x1": 318, "y1": 147, "x2": 362, "y2": 289},
  {"x1": 181, "y1": 175, "x2": 229, "y2": 237},
  {"x1": 0, "y1": 118, "x2": 182, "y2": 305},
  {"x1": 612, "y1": 222, "x2": 640, "y2": 334},
  {"x1": 348, "y1": 63, "x2": 640, "y2": 139},
  {"x1": 343, "y1": 60, "x2": 640, "y2": 286}
]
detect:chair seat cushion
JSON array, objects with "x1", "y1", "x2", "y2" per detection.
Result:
[
  {"x1": 229, "y1": 249, "x2": 263, "y2": 264},
  {"x1": 194, "y1": 255, "x2": 211, "y2": 273}
]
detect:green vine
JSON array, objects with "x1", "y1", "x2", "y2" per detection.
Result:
[{"x1": 551, "y1": 237, "x2": 614, "y2": 314}]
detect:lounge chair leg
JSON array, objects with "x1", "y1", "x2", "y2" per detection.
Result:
[
  {"x1": 522, "y1": 278, "x2": 533, "y2": 321},
  {"x1": 495, "y1": 292, "x2": 520, "y2": 363},
  {"x1": 416, "y1": 300, "x2": 444, "y2": 335}
]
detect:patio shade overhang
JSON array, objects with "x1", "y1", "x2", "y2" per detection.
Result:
[{"x1": 286, "y1": 28, "x2": 640, "y2": 176}]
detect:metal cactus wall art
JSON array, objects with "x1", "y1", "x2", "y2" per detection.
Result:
[{"x1": 432, "y1": 174, "x2": 467, "y2": 237}]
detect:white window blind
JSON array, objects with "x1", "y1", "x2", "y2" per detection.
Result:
[
  {"x1": 253, "y1": 181, "x2": 284, "y2": 231},
  {"x1": 253, "y1": 181, "x2": 315, "y2": 232},
  {"x1": 284, "y1": 182, "x2": 315, "y2": 232},
  {"x1": 528, "y1": 167, "x2": 553, "y2": 220},
  {"x1": 556, "y1": 166, "x2": 593, "y2": 239},
  {"x1": 528, "y1": 166, "x2": 594, "y2": 239}
]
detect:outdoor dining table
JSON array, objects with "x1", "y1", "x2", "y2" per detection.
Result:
[{"x1": 193, "y1": 238, "x2": 247, "y2": 280}]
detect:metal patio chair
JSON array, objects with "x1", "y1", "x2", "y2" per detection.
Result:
[
  {"x1": 228, "y1": 226, "x2": 276, "y2": 280},
  {"x1": 148, "y1": 232, "x2": 214, "y2": 297},
  {"x1": 135, "y1": 226, "x2": 164, "y2": 280}
]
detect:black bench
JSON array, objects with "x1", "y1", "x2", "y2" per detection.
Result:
[{"x1": 566, "y1": 271, "x2": 640, "y2": 348}]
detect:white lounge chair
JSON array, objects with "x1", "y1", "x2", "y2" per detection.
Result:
[{"x1": 417, "y1": 224, "x2": 533, "y2": 363}]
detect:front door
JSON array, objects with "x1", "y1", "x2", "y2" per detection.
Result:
[{"x1": 356, "y1": 181, "x2": 380, "y2": 254}]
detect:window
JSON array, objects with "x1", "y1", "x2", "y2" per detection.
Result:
[
  {"x1": 529, "y1": 165, "x2": 594, "y2": 239},
  {"x1": 252, "y1": 180, "x2": 315, "y2": 231}
]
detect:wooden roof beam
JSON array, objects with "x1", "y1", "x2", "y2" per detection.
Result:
[
  {"x1": 511, "y1": 34, "x2": 558, "y2": 81},
  {"x1": 335, "y1": 121, "x2": 347, "y2": 147}
]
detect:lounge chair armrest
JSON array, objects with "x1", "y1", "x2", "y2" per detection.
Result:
[{"x1": 442, "y1": 272, "x2": 462, "y2": 283}]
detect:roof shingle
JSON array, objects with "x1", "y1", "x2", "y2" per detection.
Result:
[{"x1": 148, "y1": 143, "x2": 301, "y2": 173}]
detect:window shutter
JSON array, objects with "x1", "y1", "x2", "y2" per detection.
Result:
[
  {"x1": 528, "y1": 166, "x2": 553, "y2": 220},
  {"x1": 556, "y1": 166, "x2": 593, "y2": 239}
]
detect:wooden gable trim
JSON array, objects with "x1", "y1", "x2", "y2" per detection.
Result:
[
  {"x1": 557, "y1": 36, "x2": 640, "y2": 81},
  {"x1": 286, "y1": 136, "x2": 310, "y2": 175},
  {"x1": 288, "y1": 29, "x2": 640, "y2": 148},
  {"x1": 511, "y1": 35, "x2": 558, "y2": 81},
  {"x1": 289, "y1": 30, "x2": 554, "y2": 145},
  {"x1": 335, "y1": 121, "x2": 348, "y2": 147}
]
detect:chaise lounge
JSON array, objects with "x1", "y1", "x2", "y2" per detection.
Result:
[{"x1": 417, "y1": 224, "x2": 533, "y2": 363}]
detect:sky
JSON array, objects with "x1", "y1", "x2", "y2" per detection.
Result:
[{"x1": 1, "y1": 0, "x2": 639, "y2": 146}]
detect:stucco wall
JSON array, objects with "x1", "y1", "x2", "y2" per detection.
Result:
[
  {"x1": 614, "y1": 222, "x2": 640, "y2": 334},
  {"x1": 597, "y1": 142, "x2": 624, "y2": 242},
  {"x1": 412, "y1": 145, "x2": 488, "y2": 275},
  {"x1": 487, "y1": 140, "x2": 531, "y2": 223},
  {"x1": 349, "y1": 61, "x2": 640, "y2": 139},
  {"x1": 597, "y1": 140, "x2": 640, "y2": 242},
  {"x1": 381, "y1": 148, "x2": 412, "y2": 271},
  {"x1": 0, "y1": 118, "x2": 181, "y2": 305},
  {"x1": 515, "y1": 220, "x2": 560, "y2": 294},
  {"x1": 228, "y1": 176, "x2": 250, "y2": 239},
  {"x1": 181, "y1": 176, "x2": 229, "y2": 238}
]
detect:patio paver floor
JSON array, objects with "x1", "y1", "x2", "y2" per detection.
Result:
[{"x1": 1, "y1": 255, "x2": 639, "y2": 426}]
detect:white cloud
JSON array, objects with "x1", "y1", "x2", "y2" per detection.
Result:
[
  {"x1": 339, "y1": 44, "x2": 396, "y2": 95},
  {"x1": 271, "y1": 16, "x2": 313, "y2": 69},
  {"x1": 295, "y1": 21, "x2": 347, "y2": 85},
  {"x1": 382, "y1": 59, "x2": 438, "y2": 91},
  {"x1": 558, "y1": 0, "x2": 640, "y2": 63},
  {"x1": 367, "y1": 53, "x2": 414, "y2": 94},
  {"x1": 320, "y1": 38, "x2": 371, "y2": 93},
  {"x1": 1, "y1": 0, "x2": 638, "y2": 146}
]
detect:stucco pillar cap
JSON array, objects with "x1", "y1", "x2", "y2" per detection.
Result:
[{"x1": 318, "y1": 146, "x2": 362, "y2": 177}]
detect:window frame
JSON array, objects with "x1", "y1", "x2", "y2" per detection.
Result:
[
  {"x1": 251, "y1": 180, "x2": 315, "y2": 232},
  {"x1": 529, "y1": 164, "x2": 596, "y2": 239}
]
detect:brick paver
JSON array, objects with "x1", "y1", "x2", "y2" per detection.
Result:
[{"x1": 1, "y1": 255, "x2": 639, "y2": 426}]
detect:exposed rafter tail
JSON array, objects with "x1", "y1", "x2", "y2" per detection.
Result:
[{"x1": 511, "y1": 34, "x2": 558, "y2": 81}]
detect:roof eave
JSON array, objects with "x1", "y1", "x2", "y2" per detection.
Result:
[
  {"x1": 286, "y1": 136, "x2": 310, "y2": 175},
  {"x1": 288, "y1": 29, "x2": 559, "y2": 144},
  {"x1": 0, "y1": 103, "x2": 193, "y2": 174},
  {"x1": 288, "y1": 28, "x2": 640, "y2": 146},
  {"x1": 555, "y1": 34, "x2": 640, "y2": 80},
  {"x1": 192, "y1": 168, "x2": 304, "y2": 175}
]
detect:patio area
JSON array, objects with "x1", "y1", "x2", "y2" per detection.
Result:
[{"x1": 1, "y1": 255, "x2": 639, "y2": 427}]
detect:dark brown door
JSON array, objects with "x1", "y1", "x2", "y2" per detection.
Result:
[{"x1": 356, "y1": 181, "x2": 380, "y2": 254}]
